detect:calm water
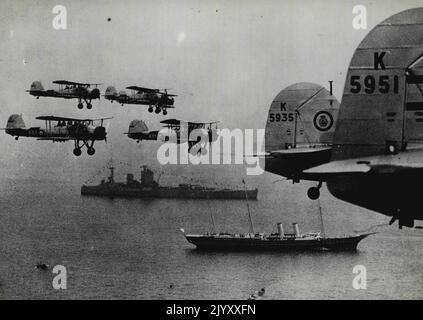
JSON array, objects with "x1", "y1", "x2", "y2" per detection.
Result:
[{"x1": 1, "y1": 164, "x2": 423, "y2": 300}]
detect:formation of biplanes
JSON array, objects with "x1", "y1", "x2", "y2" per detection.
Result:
[
  {"x1": 4, "y1": 8, "x2": 423, "y2": 229},
  {"x1": 5, "y1": 79, "x2": 220, "y2": 156}
]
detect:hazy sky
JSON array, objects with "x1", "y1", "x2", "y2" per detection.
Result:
[{"x1": 0, "y1": 0, "x2": 422, "y2": 181}]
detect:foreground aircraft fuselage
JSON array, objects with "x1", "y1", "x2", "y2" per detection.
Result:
[
  {"x1": 303, "y1": 8, "x2": 423, "y2": 228},
  {"x1": 5, "y1": 114, "x2": 109, "y2": 156}
]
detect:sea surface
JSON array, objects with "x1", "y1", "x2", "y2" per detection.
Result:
[{"x1": 1, "y1": 163, "x2": 423, "y2": 300}]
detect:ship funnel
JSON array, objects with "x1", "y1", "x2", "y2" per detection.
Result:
[
  {"x1": 293, "y1": 222, "x2": 300, "y2": 237},
  {"x1": 277, "y1": 223, "x2": 284, "y2": 238}
]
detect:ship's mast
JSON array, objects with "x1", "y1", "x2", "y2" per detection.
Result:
[
  {"x1": 317, "y1": 199, "x2": 326, "y2": 238},
  {"x1": 243, "y1": 179, "x2": 254, "y2": 234},
  {"x1": 206, "y1": 193, "x2": 216, "y2": 234},
  {"x1": 108, "y1": 166, "x2": 115, "y2": 184}
]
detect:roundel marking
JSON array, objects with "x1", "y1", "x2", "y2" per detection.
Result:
[{"x1": 313, "y1": 111, "x2": 333, "y2": 132}]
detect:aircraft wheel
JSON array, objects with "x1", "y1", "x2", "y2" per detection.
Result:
[
  {"x1": 148, "y1": 107, "x2": 154, "y2": 113},
  {"x1": 87, "y1": 147, "x2": 95, "y2": 156},
  {"x1": 163, "y1": 109, "x2": 168, "y2": 115},
  {"x1": 189, "y1": 148, "x2": 198, "y2": 156},
  {"x1": 200, "y1": 147, "x2": 208, "y2": 155},
  {"x1": 155, "y1": 107, "x2": 161, "y2": 114},
  {"x1": 77, "y1": 103, "x2": 83, "y2": 109},
  {"x1": 87, "y1": 103, "x2": 92, "y2": 109},
  {"x1": 307, "y1": 187, "x2": 320, "y2": 200},
  {"x1": 73, "y1": 148, "x2": 82, "y2": 156}
]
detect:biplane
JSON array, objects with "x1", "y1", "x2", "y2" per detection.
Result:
[
  {"x1": 27, "y1": 80, "x2": 101, "y2": 109},
  {"x1": 124, "y1": 118, "x2": 219, "y2": 153},
  {"x1": 4, "y1": 114, "x2": 112, "y2": 156},
  {"x1": 105, "y1": 85, "x2": 176, "y2": 115}
]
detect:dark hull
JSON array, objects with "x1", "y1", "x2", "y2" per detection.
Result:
[
  {"x1": 81, "y1": 185, "x2": 258, "y2": 200},
  {"x1": 185, "y1": 234, "x2": 371, "y2": 251}
]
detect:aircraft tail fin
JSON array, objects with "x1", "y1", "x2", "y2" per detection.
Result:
[
  {"x1": 105, "y1": 86, "x2": 117, "y2": 98},
  {"x1": 6, "y1": 114, "x2": 25, "y2": 129},
  {"x1": 128, "y1": 120, "x2": 149, "y2": 134},
  {"x1": 29, "y1": 81, "x2": 44, "y2": 92},
  {"x1": 265, "y1": 82, "x2": 339, "y2": 152},
  {"x1": 331, "y1": 8, "x2": 423, "y2": 161},
  {"x1": 5, "y1": 114, "x2": 26, "y2": 135}
]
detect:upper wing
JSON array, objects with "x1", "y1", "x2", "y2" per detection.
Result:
[
  {"x1": 190, "y1": 120, "x2": 219, "y2": 125},
  {"x1": 268, "y1": 146, "x2": 332, "y2": 157},
  {"x1": 160, "y1": 118, "x2": 187, "y2": 126},
  {"x1": 36, "y1": 115, "x2": 90, "y2": 122},
  {"x1": 53, "y1": 80, "x2": 87, "y2": 86},
  {"x1": 160, "y1": 119, "x2": 218, "y2": 126},
  {"x1": 126, "y1": 86, "x2": 157, "y2": 93},
  {"x1": 53, "y1": 80, "x2": 101, "y2": 87},
  {"x1": 35, "y1": 115, "x2": 112, "y2": 122}
]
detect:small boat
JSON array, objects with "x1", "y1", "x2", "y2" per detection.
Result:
[{"x1": 36, "y1": 262, "x2": 49, "y2": 271}]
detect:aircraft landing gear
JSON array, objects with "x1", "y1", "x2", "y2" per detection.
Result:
[
  {"x1": 86, "y1": 102, "x2": 92, "y2": 109},
  {"x1": 200, "y1": 147, "x2": 207, "y2": 155},
  {"x1": 73, "y1": 148, "x2": 82, "y2": 156},
  {"x1": 77, "y1": 102, "x2": 83, "y2": 109},
  {"x1": 163, "y1": 109, "x2": 168, "y2": 115},
  {"x1": 155, "y1": 107, "x2": 161, "y2": 114},
  {"x1": 148, "y1": 106, "x2": 154, "y2": 113},
  {"x1": 389, "y1": 211, "x2": 414, "y2": 229},
  {"x1": 87, "y1": 147, "x2": 95, "y2": 156},
  {"x1": 307, "y1": 181, "x2": 322, "y2": 200}
]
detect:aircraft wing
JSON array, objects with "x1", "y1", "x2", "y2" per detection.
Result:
[
  {"x1": 160, "y1": 118, "x2": 187, "y2": 127},
  {"x1": 36, "y1": 115, "x2": 88, "y2": 122},
  {"x1": 192, "y1": 120, "x2": 219, "y2": 125},
  {"x1": 53, "y1": 80, "x2": 101, "y2": 87},
  {"x1": 303, "y1": 148, "x2": 423, "y2": 178},
  {"x1": 268, "y1": 146, "x2": 332, "y2": 157},
  {"x1": 37, "y1": 137, "x2": 72, "y2": 141},
  {"x1": 36, "y1": 116, "x2": 112, "y2": 122},
  {"x1": 160, "y1": 119, "x2": 219, "y2": 126},
  {"x1": 126, "y1": 86, "x2": 157, "y2": 93}
]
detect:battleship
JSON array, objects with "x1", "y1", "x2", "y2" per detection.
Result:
[{"x1": 81, "y1": 166, "x2": 258, "y2": 199}]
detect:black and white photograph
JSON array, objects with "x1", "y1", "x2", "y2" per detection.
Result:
[{"x1": 1, "y1": 0, "x2": 423, "y2": 307}]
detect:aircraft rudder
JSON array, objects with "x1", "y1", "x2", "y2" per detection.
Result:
[
  {"x1": 29, "y1": 81, "x2": 44, "y2": 92},
  {"x1": 6, "y1": 114, "x2": 26, "y2": 129},
  {"x1": 128, "y1": 120, "x2": 148, "y2": 134},
  {"x1": 105, "y1": 86, "x2": 117, "y2": 98}
]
